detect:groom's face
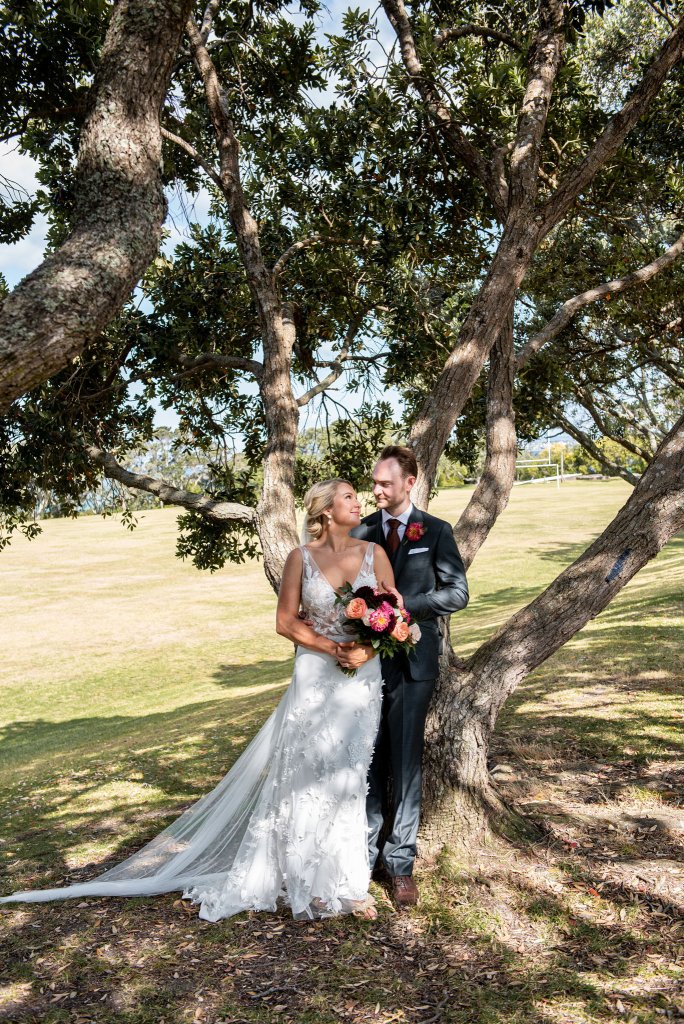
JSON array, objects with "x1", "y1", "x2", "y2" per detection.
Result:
[{"x1": 372, "y1": 458, "x2": 415, "y2": 516}]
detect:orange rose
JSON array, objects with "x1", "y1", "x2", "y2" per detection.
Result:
[
  {"x1": 347, "y1": 597, "x2": 368, "y2": 619},
  {"x1": 391, "y1": 621, "x2": 410, "y2": 642}
]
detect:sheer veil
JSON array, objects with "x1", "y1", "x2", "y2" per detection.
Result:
[
  {"x1": 300, "y1": 520, "x2": 313, "y2": 545},
  {"x1": 0, "y1": 695, "x2": 289, "y2": 906}
]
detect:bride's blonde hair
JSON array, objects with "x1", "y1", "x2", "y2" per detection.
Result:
[{"x1": 303, "y1": 478, "x2": 353, "y2": 541}]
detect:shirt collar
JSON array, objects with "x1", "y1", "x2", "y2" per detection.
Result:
[{"x1": 382, "y1": 503, "x2": 413, "y2": 526}]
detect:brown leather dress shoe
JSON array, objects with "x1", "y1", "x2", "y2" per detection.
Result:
[{"x1": 390, "y1": 874, "x2": 419, "y2": 907}]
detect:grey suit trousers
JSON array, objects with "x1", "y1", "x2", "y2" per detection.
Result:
[{"x1": 367, "y1": 655, "x2": 434, "y2": 877}]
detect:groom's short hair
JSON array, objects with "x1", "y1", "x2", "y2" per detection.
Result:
[{"x1": 378, "y1": 445, "x2": 418, "y2": 479}]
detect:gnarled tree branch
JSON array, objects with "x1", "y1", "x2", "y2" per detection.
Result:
[
  {"x1": 509, "y1": 0, "x2": 565, "y2": 208},
  {"x1": 295, "y1": 310, "x2": 369, "y2": 407},
  {"x1": 516, "y1": 230, "x2": 684, "y2": 369},
  {"x1": 87, "y1": 446, "x2": 257, "y2": 523},
  {"x1": 381, "y1": 0, "x2": 509, "y2": 221},
  {"x1": 552, "y1": 413, "x2": 640, "y2": 485},
  {"x1": 176, "y1": 352, "x2": 264, "y2": 379},
  {"x1": 434, "y1": 24, "x2": 522, "y2": 51},
  {"x1": 273, "y1": 235, "x2": 379, "y2": 279},
  {"x1": 0, "y1": 0, "x2": 194, "y2": 414},
  {"x1": 473, "y1": 410, "x2": 684, "y2": 689},
  {"x1": 161, "y1": 126, "x2": 223, "y2": 190}
]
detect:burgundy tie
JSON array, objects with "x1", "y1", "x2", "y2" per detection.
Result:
[{"x1": 386, "y1": 518, "x2": 401, "y2": 556}]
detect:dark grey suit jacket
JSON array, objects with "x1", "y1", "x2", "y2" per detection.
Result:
[{"x1": 352, "y1": 507, "x2": 469, "y2": 681}]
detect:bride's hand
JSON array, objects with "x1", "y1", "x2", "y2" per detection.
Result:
[
  {"x1": 335, "y1": 641, "x2": 376, "y2": 669},
  {"x1": 380, "y1": 580, "x2": 404, "y2": 609}
]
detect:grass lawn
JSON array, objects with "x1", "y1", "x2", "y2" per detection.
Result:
[{"x1": 0, "y1": 480, "x2": 682, "y2": 1024}]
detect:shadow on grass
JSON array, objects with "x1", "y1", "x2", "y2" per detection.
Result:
[
  {"x1": 210, "y1": 656, "x2": 293, "y2": 690},
  {"x1": 1, "y1": 658, "x2": 292, "y2": 774},
  {"x1": 2, "y1": 844, "x2": 681, "y2": 1024},
  {"x1": 535, "y1": 532, "x2": 684, "y2": 570},
  {"x1": 459, "y1": 533, "x2": 684, "y2": 652}
]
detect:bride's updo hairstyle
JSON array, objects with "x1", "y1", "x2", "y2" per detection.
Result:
[{"x1": 303, "y1": 478, "x2": 353, "y2": 541}]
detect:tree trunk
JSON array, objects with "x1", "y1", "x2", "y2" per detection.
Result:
[
  {"x1": 420, "y1": 412, "x2": 684, "y2": 850},
  {"x1": 186, "y1": 21, "x2": 301, "y2": 593},
  {"x1": 0, "y1": 0, "x2": 192, "y2": 412},
  {"x1": 410, "y1": 221, "x2": 538, "y2": 506},
  {"x1": 454, "y1": 311, "x2": 517, "y2": 569},
  {"x1": 256, "y1": 303, "x2": 301, "y2": 592},
  {"x1": 421, "y1": 652, "x2": 507, "y2": 844}
]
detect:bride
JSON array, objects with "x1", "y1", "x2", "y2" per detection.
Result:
[{"x1": 0, "y1": 479, "x2": 397, "y2": 922}]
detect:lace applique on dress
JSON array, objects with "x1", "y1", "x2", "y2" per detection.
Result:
[{"x1": 299, "y1": 542, "x2": 377, "y2": 642}]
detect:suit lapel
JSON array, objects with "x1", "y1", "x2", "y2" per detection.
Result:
[
  {"x1": 392, "y1": 506, "x2": 425, "y2": 582},
  {"x1": 361, "y1": 510, "x2": 385, "y2": 551},
  {"x1": 374, "y1": 512, "x2": 385, "y2": 549}
]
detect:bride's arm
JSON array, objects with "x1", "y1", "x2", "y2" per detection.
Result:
[{"x1": 276, "y1": 549, "x2": 339, "y2": 657}]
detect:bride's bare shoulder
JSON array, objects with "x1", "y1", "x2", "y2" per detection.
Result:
[{"x1": 283, "y1": 547, "x2": 305, "y2": 572}]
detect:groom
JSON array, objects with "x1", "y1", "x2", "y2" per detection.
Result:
[{"x1": 352, "y1": 445, "x2": 469, "y2": 907}]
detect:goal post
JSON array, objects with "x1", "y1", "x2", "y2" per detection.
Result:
[{"x1": 514, "y1": 439, "x2": 563, "y2": 489}]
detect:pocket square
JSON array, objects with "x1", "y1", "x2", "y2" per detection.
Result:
[{"x1": 408, "y1": 546, "x2": 429, "y2": 554}]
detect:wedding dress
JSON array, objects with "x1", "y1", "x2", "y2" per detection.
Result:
[{"x1": 0, "y1": 544, "x2": 383, "y2": 921}]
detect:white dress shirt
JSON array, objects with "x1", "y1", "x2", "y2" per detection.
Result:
[{"x1": 381, "y1": 503, "x2": 414, "y2": 543}]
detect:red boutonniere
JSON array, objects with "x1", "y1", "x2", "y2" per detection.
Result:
[{"x1": 404, "y1": 523, "x2": 426, "y2": 543}]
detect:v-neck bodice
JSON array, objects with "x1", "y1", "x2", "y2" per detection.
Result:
[{"x1": 300, "y1": 543, "x2": 377, "y2": 641}]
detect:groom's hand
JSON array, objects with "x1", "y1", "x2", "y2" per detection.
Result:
[{"x1": 380, "y1": 580, "x2": 404, "y2": 608}]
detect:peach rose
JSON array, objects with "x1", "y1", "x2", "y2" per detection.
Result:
[
  {"x1": 347, "y1": 597, "x2": 368, "y2": 619},
  {"x1": 391, "y1": 621, "x2": 410, "y2": 642}
]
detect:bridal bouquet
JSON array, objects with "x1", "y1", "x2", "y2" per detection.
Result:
[{"x1": 335, "y1": 584, "x2": 421, "y2": 675}]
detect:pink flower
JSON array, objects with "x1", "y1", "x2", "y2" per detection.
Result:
[
  {"x1": 405, "y1": 523, "x2": 426, "y2": 542},
  {"x1": 391, "y1": 621, "x2": 410, "y2": 642},
  {"x1": 368, "y1": 604, "x2": 395, "y2": 632},
  {"x1": 346, "y1": 597, "x2": 368, "y2": 619}
]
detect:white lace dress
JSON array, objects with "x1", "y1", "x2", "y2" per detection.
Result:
[{"x1": 0, "y1": 543, "x2": 383, "y2": 922}]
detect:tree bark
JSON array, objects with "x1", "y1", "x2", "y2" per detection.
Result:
[
  {"x1": 454, "y1": 311, "x2": 517, "y2": 570},
  {"x1": 256, "y1": 303, "x2": 301, "y2": 592},
  {"x1": 539, "y1": 15, "x2": 684, "y2": 234},
  {"x1": 516, "y1": 229, "x2": 684, "y2": 370},
  {"x1": 0, "y1": 0, "x2": 193, "y2": 413},
  {"x1": 380, "y1": 0, "x2": 510, "y2": 221},
  {"x1": 410, "y1": 220, "x2": 538, "y2": 506},
  {"x1": 420, "y1": 412, "x2": 684, "y2": 848},
  {"x1": 407, "y1": 0, "x2": 566, "y2": 504}
]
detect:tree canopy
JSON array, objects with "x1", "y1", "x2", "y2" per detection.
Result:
[{"x1": 1, "y1": 0, "x2": 682, "y2": 563}]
